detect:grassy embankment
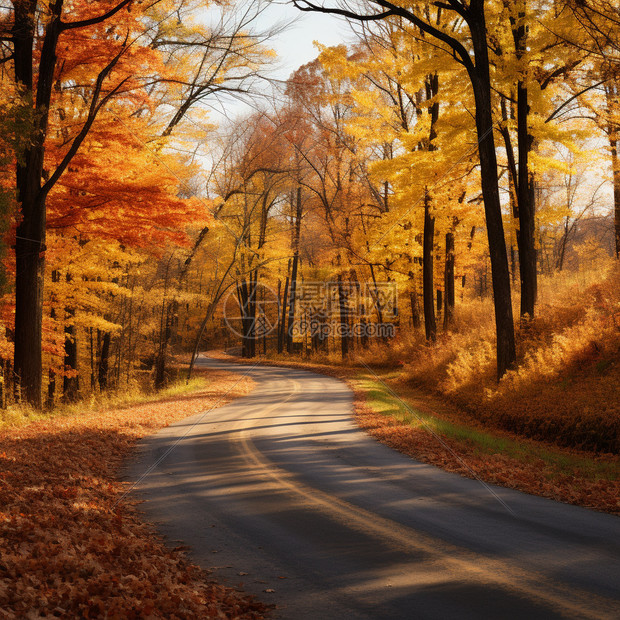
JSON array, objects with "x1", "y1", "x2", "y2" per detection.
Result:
[{"x1": 0, "y1": 368, "x2": 268, "y2": 618}]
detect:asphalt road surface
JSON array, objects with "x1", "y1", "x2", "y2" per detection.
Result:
[{"x1": 127, "y1": 356, "x2": 620, "y2": 619}]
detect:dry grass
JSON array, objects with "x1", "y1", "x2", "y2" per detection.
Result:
[
  {"x1": 362, "y1": 261, "x2": 620, "y2": 454},
  {"x1": 0, "y1": 369, "x2": 268, "y2": 619}
]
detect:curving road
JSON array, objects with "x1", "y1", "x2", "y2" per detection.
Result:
[{"x1": 127, "y1": 356, "x2": 620, "y2": 619}]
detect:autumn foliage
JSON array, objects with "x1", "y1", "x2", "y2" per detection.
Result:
[
  {"x1": 357, "y1": 262, "x2": 620, "y2": 455},
  {"x1": 0, "y1": 0, "x2": 619, "y2": 611}
]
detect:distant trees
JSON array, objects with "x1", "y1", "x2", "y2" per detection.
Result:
[{"x1": 294, "y1": 0, "x2": 518, "y2": 377}]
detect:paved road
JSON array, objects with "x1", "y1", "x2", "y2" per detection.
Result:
[{"x1": 127, "y1": 356, "x2": 620, "y2": 619}]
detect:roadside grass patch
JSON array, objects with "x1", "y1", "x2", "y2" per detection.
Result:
[{"x1": 0, "y1": 374, "x2": 208, "y2": 430}]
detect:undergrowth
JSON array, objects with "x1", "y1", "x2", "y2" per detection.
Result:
[
  {"x1": 0, "y1": 372, "x2": 206, "y2": 430},
  {"x1": 358, "y1": 260, "x2": 620, "y2": 454}
]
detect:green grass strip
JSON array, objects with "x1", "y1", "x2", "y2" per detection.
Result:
[{"x1": 353, "y1": 373, "x2": 618, "y2": 482}]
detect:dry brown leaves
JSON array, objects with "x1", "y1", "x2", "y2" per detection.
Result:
[{"x1": 0, "y1": 370, "x2": 269, "y2": 619}]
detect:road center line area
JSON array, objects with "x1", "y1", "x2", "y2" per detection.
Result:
[{"x1": 127, "y1": 356, "x2": 620, "y2": 620}]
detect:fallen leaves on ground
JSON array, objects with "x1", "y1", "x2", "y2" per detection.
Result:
[{"x1": 0, "y1": 370, "x2": 269, "y2": 619}]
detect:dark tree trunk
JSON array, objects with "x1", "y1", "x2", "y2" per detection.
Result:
[
  {"x1": 14, "y1": 232, "x2": 44, "y2": 406},
  {"x1": 498, "y1": 15, "x2": 537, "y2": 318},
  {"x1": 609, "y1": 121, "x2": 620, "y2": 259},
  {"x1": 516, "y1": 81, "x2": 537, "y2": 318},
  {"x1": 98, "y1": 331, "x2": 111, "y2": 390},
  {"x1": 238, "y1": 279, "x2": 251, "y2": 358},
  {"x1": 287, "y1": 188, "x2": 303, "y2": 354},
  {"x1": 286, "y1": 257, "x2": 299, "y2": 354},
  {"x1": 337, "y1": 274, "x2": 349, "y2": 359},
  {"x1": 422, "y1": 72, "x2": 439, "y2": 343},
  {"x1": 90, "y1": 327, "x2": 96, "y2": 391},
  {"x1": 248, "y1": 273, "x2": 257, "y2": 358},
  {"x1": 237, "y1": 274, "x2": 257, "y2": 358},
  {"x1": 469, "y1": 14, "x2": 516, "y2": 378},
  {"x1": 46, "y1": 368, "x2": 56, "y2": 410},
  {"x1": 62, "y1": 272, "x2": 79, "y2": 402},
  {"x1": 278, "y1": 272, "x2": 289, "y2": 354},
  {"x1": 46, "y1": 269, "x2": 60, "y2": 409},
  {"x1": 444, "y1": 230, "x2": 455, "y2": 329},
  {"x1": 423, "y1": 194, "x2": 436, "y2": 342},
  {"x1": 63, "y1": 312, "x2": 79, "y2": 402},
  {"x1": 613, "y1": 143, "x2": 620, "y2": 259},
  {"x1": 1, "y1": 359, "x2": 11, "y2": 409},
  {"x1": 410, "y1": 290, "x2": 421, "y2": 329},
  {"x1": 11, "y1": 0, "x2": 129, "y2": 406},
  {"x1": 12, "y1": 2, "x2": 64, "y2": 408}
]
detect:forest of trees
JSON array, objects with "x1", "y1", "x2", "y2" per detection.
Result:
[{"x1": 0, "y1": 0, "x2": 618, "y2": 409}]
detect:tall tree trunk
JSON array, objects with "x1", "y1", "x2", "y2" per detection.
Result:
[
  {"x1": 337, "y1": 274, "x2": 349, "y2": 359},
  {"x1": 46, "y1": 269, "x2": 60, "y2": 408},
  {"x1": 248, "y1": 272, "x2": 257, "y2": 358},
  {"x1": 46, "y1": 368, "x2": 56, "y2": 410},
  {"x1": 238, "y1": 279, "x2": 251, "y2": 358},
  {"x1": 89, "y1": 327, "x2": 96, "y2": 391},
  {"x1": 421, "y1": 72, "x2": 440, "y2": 342},
  {"x1": 12, "y1": 2, "x2": 64, "y2": 407},
  {"x1": 287, "y1": 188, "x2": 302, "y2": 354},
  {"x1": 63, "y1": 312, "x2": 79, "y2": 402},
  {"x1": 469, "y1": 15, "x2": 516, "y2": 379},
  {"x1": 444, "y1": 229, "x2": 455, "y2": 329},
  {"x1": 286, "y1": 257, "x2": 299, "y2": 354},
  {"x1": 612, "y1": 139, "x2": 620, "y2": 259},
  {"x1": 98, "y1": 331, "x2": 111, "y2": 390},
  {"x1": 609, "y1": 104, "x2": 620, "y2": 258},
  {"x1": 11, "y1": 0, "x2": 130, "y2": 406},
  {"x1": 409, "y1": 289, "x2": 421, "y2": 330},
  {"x1": 278, "y1": 271, "x2": 289, "y2": 354},
  {"x1": 62, "y1": 273, "x2": 79, "y2": 402},
  {"x1": 516, "y1": 80, "x2": 537, "y2": 318},
  {"x1": 423, "y1": 192, "x2": 437, "y2": 342}
]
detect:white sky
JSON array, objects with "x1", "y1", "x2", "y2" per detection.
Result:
[
  {"x1": 205, "y1": 2, "x2": 352, "y2": 120},
  {"x1": 263, "y1": 3, "x2": 352, "y2": 80}
]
